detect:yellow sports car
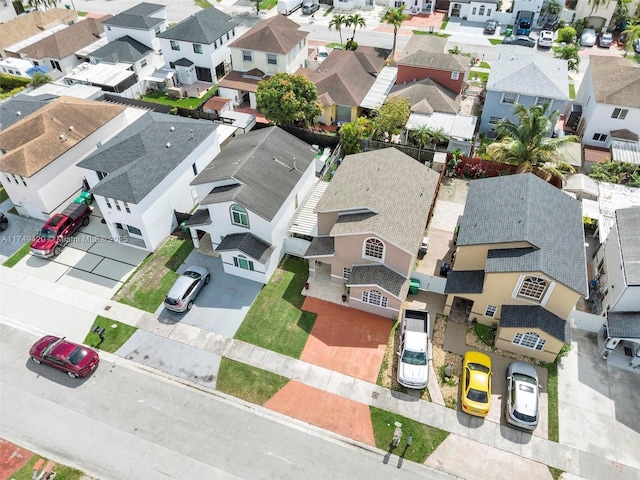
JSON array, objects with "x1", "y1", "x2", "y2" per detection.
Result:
[{"x1": 461, "y1": 351, "x2": 492, "y2": 417}]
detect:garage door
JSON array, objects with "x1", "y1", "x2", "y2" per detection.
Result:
[{"x1": 336, "y1": 105, "x2": 351, "y2": 123}]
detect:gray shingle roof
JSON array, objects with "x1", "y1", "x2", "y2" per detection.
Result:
[
  {"x1": 388, "y1": 78, "x2": 460, "y2": 115},
  {"x1": 401, "y1": 35, "x2": 447, "y2": 57},
  {"x1": 348, "y1": 264, "x2": 410, "y2": 298},
  {"x1": 457, "y1": 173, "x2": 588, "y2": 296},
  {"x1": 487, "y1": 45, "x2": 569, "y2": 100},
  {"x1": 316, "y1": 148, "x2": 439, "y2": 253},
  {"x1": 216, "y1": 232, "x2": 274, "y2": 262},
  {"x1": 229, "y1": 15, "x2": 307, "y2": 54},
  {"x1": 304, "y1": 236, "x2": 335, "y2": 257},
  {"x1": 102, "y1": 2, "x2": 165, "y2": 30},
  {"x1": 588, "y1": 56, "x2": 640, "y2": 109},
  {"x1": 157, "y1": 7, "x2": 238, "y2": 44},
  {"x1": 0, "y1": 94, "x2": 53, "y2": 131},
  {"x1": 90, "y1": 36, "x2": 152, "y2": 63},
  {"x1": 606, "y1": 311, "x2": 640, "y2": 339},
  {"x1": 398, "y1": 51, "x2": 470, "y2": 73},
  {"x1": 184, "y1": 208, "x2": 212, "y2": 227},
  {"x1": 77, "y1": 112, "x2": 217, "y2": 203},
  {"x1": 500, "y1": 305, "x2": 570, "y2": 343},
  {"x1": 192, "y1": 126, "x2": 314, "y2": 221},
  {"x1": 444, "y1": 270, "x2": 485, "y2": 294},
  {"x1": 615, "y1": 207, "x2": 640, "y2": 286},
  {"x1": 174, "y1": 57, "x2": 194, "y2": 67}
]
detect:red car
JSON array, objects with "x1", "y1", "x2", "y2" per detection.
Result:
[{"x1": 29, "y1": 336, "x2": 99, "y2": 378}]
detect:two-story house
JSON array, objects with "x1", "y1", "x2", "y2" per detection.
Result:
[
  {"x1": 77, "y1": 112, "x2": 221, "y2": 252},
  {"x1": 305, "y1": 148, "x2": 440, "y2": 318},
  {"x1": 218, "y1": 15, "x2": 308, "y2": 109},
  {"x1": 396, "y1": 43, "x2": 469, "y2": 94},
  {"x1": 480, "y1": 45, "x2": 569, "y2": 134},
  {"x1": 448, "y1": 0, "x2": 499, "y2": 23},
  {"x1": 443, "y1": 173, "x2": 588, "y2": 362},
  {"x1": 187, "y1": 126, "x2": 316, "y2": 284},
  {"x1": 101, "y1": 2, "x2": 167, "y2": 52},
  {"x1": 157, "y1": 7, "x2": 238, "y2": 87}
]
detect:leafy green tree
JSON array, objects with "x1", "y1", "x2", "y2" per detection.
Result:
[
  {"x1": 372, "y1": 97, "x2": 410, "y2": 139},
  {"x1": 572, "y1": 18, "x2": 589, "y2": 36},
  {"x1": 256, "y1": 73, "x2": 321, "y2": 127},
  {"x1": 557, "y1": 26, "x2": 577, "y2": 43},
  {"x1": 381, "y1": 7, "x2": 410, "y2": 60},
  {"x1": 328, "y1": 14, "x2": 347, "y2": 47},
  {"x1": 252, "y1": 0, "x2": 260, "y2": 15},
  {"x1": 622, "y1": 23, "x2": 640, "y2": 55},
  {"x1": 411, "y1": 126, "x2": 450, "y2": 150},
  {"x1": 541, "y1": 0, "x2": 562, "y2": 19},
  {"x1": 338, "y1": 117, "x2": 374, "y2": 155},
  {"x1": 486, "y1": 104, "x2": 578, "y2": 185},
  {"x1": 345, "y1": 13, "x2": 366, "y2": 43},
  {"x1": 30, "y1": 72, "x2": 52, "y2": 87},
  {"x1": 553, "y1": 44, "x2": 580, "y2": 73}
]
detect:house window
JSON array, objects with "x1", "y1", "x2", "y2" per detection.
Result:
[
  {"x1": 115, "y1": 202, "x2": 122, "y2": 211},
  {"x1": 11, "y1": 174, "x2": 18, "y2": 184},
  {"x1": 479, "y1": 5, "x2": 485, "y2": 15},
  {"x1": 535, "y1": 97, "x2": 551, "y2": 108},
  {"x1": 97, "y1": 171, "x2": 108, "y2": 180},
  {"x1": 592, "y1": 133, "x2": 608, "y2": 142},
  {"x1": 451, "y1": 71, "x2": 460, "y2": 80},
  {"x1": 343, "y1": 268, "x2": 351, "y2": 280},
  {"x1": 488, "y1": 116, "x2": 501, "y2": 125},
  {"x1": 487, "y1": 8, "x2": 491, "y2": 15},
  {"x1": 20, "y1": 176, "x2": 27, "y2": 187},
  {"x1": 364, "y1": 237, "x2": 384, "y2": 260},
  {"x1": 472, "y1": 7, "x2": 477, "y2": 14},
  {"x1": 227, "y1": 32, "x2": 230, "y2": 40},
  {"x1": 141, "y1": 59, "x2": 147, "y2": 68},
  {"x1": 242, "y1": 50, "x2": 252, "y2": 62},
  {"x1": 267, "y1": 53, "x2": 277, "y2": 65},
  {"x1": 193, "y1": 43, "x2": 203, "y2": 54},
  {"x1": 170, "y1": 40, "x2": 180, "y2": 51},
  {"x1": 192, "y1": 163, "x2": 198, "y2": 175},
  {"x1": 105, "y1": 199, "x2": 112, "y2": 209},
  {"x1": 233, "y1": 255, "x2": 254, "y2": 271},
  {"x1": 485, "y1": 305, "x2": 497, "y2": 317},
  {"x1": 124, "y1": 201, "x2": 130, "y2": 213},
  {"x1": 611, "y1": 108, "x2": 628, "y2": 120},
  {"x1": 501, "y1": 92, "x2": 518, "y2": 105},
  {"x1": 230, "y1": 205, "x2": 249, "y2": 227},
  {"x1": 597, "y1": 258, "x2": 605, "y2": 277},
  {"x1": 518, "y1": 276, "x2": 547, "y2": 301},
  {"x1": 214, "y1": 40, "x2": 218, "y2": 49},
  {"x1": 513, "y1": 332, "x2": 546, "y2": 351},
  {"x1": 51, "y1": 60, "x2": 61, "y2": 71},
  {"x1": 127, "y1": 225, "x2": 142, "y2": 236},
  {"x1": 154, "y1": 26, "x2": 161, "y2": 35},
  {"x1": 362, "y1": 289, "x2": 388, "y2": 308}
]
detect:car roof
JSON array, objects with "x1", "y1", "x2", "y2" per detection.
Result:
[
  {"x1": 508, "y1": 360, "x2": 538, "y2": 380},
  {"x1": 513, "y1": 379, "x2": 539, "y2": 416},
  {"x1": 464, "y1": 350, "x2": 491, "y2": 368},
  {"x1": 183, "y1": 265, "x2": 208, "y2": 277},
  {"x1": 167, "y1": 274, "x2": 198, "y2": 298},
  {"x1": 469, "y1": 369, "x2": 490, "y2": 391}
]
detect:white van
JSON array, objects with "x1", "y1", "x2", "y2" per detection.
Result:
[
  {"x1": 316, "y1": 46, "x2": 328, "y2": 63},
  {"x1": 277, "y1": 0, "x2": 303, "y2": 15}
]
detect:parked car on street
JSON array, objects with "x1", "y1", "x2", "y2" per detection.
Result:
[
  {"x1": 580, "y1": 28, "x2": 597, "y2": 47},
  {"x1": 302, "y1": 1, "x2": 319, "y2": 14},
  {"x1": 598, "y1": 31, "x2": 613, "y2": 48},
  {"x1": 505, "y1": 361, "x2": 541, "y2": 430},
  {"x1": 502, "y1": 35, "x2": 535, "y2": 47},
  {"x1": 483, "y1": 19, "x2": 498, "y2": 34},
  {"x1": 461, "y1": 351, "x2": 492, "y2": 417},
  {"x1": 538, "y1": 30, "x2": 554, "y2": 48},
  {"x1": 29, "y1": 335, "x2": 100, "y2": 378},
  {"x1": 0, "y1": 212, "x2": 7, "y2": 231},
  {"x1": 164, "y1": 265, "x2": 211, "y2": 312}
]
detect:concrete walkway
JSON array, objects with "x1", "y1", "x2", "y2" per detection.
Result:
[{"x1": 1, "y1": 265, "x2": 638, "y2": 480}]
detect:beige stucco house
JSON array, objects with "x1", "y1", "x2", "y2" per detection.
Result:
[
  {"x1": 444, "y1": 173, "x2": 588, "y2": 362},
  {"x1": 305, "y1": 148, "x2": 440, "y2": 318}
]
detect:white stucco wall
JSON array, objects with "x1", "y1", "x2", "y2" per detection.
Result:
[
  {"x1": 104, "y1": 22, "x2": 167, "y2": 51},
  {"x1": 229, "y1": 37, "x2": 307, "y2": 76}
]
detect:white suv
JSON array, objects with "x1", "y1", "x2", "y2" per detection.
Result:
[{"x1": 538, "y1": 30, "x2": 554, "y2": 48}]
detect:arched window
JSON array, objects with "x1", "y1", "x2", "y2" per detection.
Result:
[
  {"x1": 364, "y1": 237, "x2": 384, "y2": 260},
  {"x1": 512, "y1": 332, "x2": 546, "y2": 351},
  {"x1": 478, "y1": 5, "x2": 485, "y2": 15},
  {"x1": 518, "y1": 276, "x2": 547, "y2": 301},
  {"x1": 362, "y1": 289, "x2": 388, "y2": 307},
  {"x1": 230, "y1": 205, "x2": 249, "y2": 227},
  {"x1": 233, "y1": 254, "x2": 254, "y2": 271}
]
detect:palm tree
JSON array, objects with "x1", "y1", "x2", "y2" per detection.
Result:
[
  {"x1": 622, "y1": 23, "x2": 640, "y2": 56},
  {"x1": 381, "y1": 7, "x2": 410, "y2": 60},
  {"x1": 345, "y1": 13, "x2": 366, "y2": 43},
  {"x1": 328, "y1": 14, "x2": 347, "y2": 47},
  {"x1": 553, "y1": 45, "x2": 580, "y2": 73},
  {"x1": 486, "y1": 104, "x2": 578, "y2": 186},
  {"x1": 27, "y1": 0, "x2": 59, "y2": 10},
  {"x1": 541, "y1": 0, "x2": 562, "y2": 20},
  {"x1": 411, "y1": 126, "x2": 450, "y2": 150}
]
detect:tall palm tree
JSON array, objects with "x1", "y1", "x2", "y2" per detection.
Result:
[
  {"x1": 27, "y1": 0, "x2": 59, "y2": 10},
  {"x1": 541, "y1": 0, "x2": 562, "y2": 20},
  {"x1": 411, "y1": 126, "x2": 450, "y2": 150},
  {"x1": 622, "y1": 23, "x2": 640, "y2": 56},
  {"x1": 381, "y1": 7, "x2": 410, "y2": 61},
  {"x1": 553, "y1": 45, "x2": 580, "y2": 73},
  {"x1": 486, "y1": 104, "x2": 578, "y2": 185},
  {"x1": 345, "y1": 13, "x2": 366, "y2": 43},
  {"x1": 328, "y1": 14, "x2": 347, "y2": 47}
]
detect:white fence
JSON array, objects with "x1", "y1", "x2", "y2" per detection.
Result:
[
  {"x1": 410, "y1": 271, "x2": 448, "y2": 294},
  {"x1": 569, "y1": 309, "x2": 604, "y2": 332},
  {"x1": 283, "y1": 237, "x2": 311, "y2": 257}
]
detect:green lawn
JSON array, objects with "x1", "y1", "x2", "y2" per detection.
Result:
[
  {"x1": 488, "y1": 38, "x2": 503, "y2": 45},
  {"x1": 569, "y1": 83, "x2": 576, "y2": 99},
  {"x1": 412, "y1": 30, "x2": 450, "y2": 38},
  {"x1": 234, "y1": 256, "x2": 316, "y2": 358},
  {"x1": 77, "y1": 11, "x2": 88, "y2": 16},
  {"x1": 370, "y1": 406, "x2": 449, "y2": 462},
  {"x1": 260, "y1": 0, "x2": 278, "y2": 9},
  {"x1": 323, "y1": 5, "x2": 334, "y2": 15},
  {"x1": 9, "y1": 456, "x2": 85, "y2": 480},
  {"x1": 548, "y1": 466, "x2": 564, "y2": 480},
  {"x1": 440, "y1": 15, "x2": 448, "y2": 30},
  {"x1": 141, "y1": 86, "x2": 218, "y2": 109},
  {"x1": 325, "y1": 42, "x2": 342, "y2": 49},
  {"x1": 546, "y1": 362, "x2": 559, "y2": 442},
  {"x1": 0, "y1": 185, "x2": 9, "y2": 203},
  {"x1": 195, "y1": 0, "x2": 212, "y2": 7},
  {"x1": 83, "y1": 316, "x2": 137, "y2": 353},
  {"x1": 469, "y1": 71, "x2": 489, "y2": 83},
  {"x1": 217, "y1": 358, "x2": 289, "y2": 404},
  {"x1": 473, "y1": 322, "x2": 495, "y2": 347},
  {"x1": 2, "y1": 243, "x2": 31, "y2": 268},
  {"x1": 479, "y1": 61, "x2": 491, "y2": 69}
]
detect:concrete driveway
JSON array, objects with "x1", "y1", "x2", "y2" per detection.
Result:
[
  {"x1": 155, "y1": 252, "x2": 262, "y2": 338},
  {"x1": 0, "y1": 204, "x2": 42, "y2": 263}
]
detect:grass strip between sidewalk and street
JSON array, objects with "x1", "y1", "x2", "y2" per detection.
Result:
[
  {"x1": 9, "y1": 455, "x2": 85, "y2": 480},
  {"x1": 546, "y1": 361, "x2": 559, "y2": 442},
  {"x1": 488, "y1": 38, "x2": 503, "y2": 45},
  {"x1": 234, "y1": 256, "x2": 316, "y2": 359},
  {"x1": 83, "y1": 316, "x2": 137, "y2": 353},
  {"x1": 217, "y1": 358, "x2": 289, "y2": 405},
  {"x1": 370, "y1": 406, "x2": 449, "y2": 463},
  {"x1": 2, "y1": 243, "x2": 31, "y2": 268}
]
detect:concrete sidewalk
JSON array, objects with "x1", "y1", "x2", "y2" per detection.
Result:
[{"x1": 1, "y1": 265, "x2": 637, "y2": 480}]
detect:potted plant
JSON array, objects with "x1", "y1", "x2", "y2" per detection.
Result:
[{"x1": 342, "y1": 284, "x2": 349, "y2": 302}]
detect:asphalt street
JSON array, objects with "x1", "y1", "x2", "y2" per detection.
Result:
[{"x1": 0, "y1": 321, "x2": 456, "y2": 480}]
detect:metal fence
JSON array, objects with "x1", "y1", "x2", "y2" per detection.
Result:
[{"x1": 360, "y1": 139, "x2": 438, "y2": 167}]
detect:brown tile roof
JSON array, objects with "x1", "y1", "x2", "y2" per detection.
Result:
[
  {"x1": 0, "y1": 97, "x2": 125, "y2": 178},
  {"x1": 398, "y1": 51, "x2": 470, "y2": 73},
  {"x1": 401, "y1": 35, "x2": 447, "y2": 57},
  {"x1": 218, "y1": 70, "x2": 267, "y2": 93},
  {"x1": 0, "y1": 8, "x2": 78, "y2": 52},
  {"x1": 610, "y1": 129, "x2": 639, "y2": 142},
  {"x1": 589, "y1": 56, "x2": 640, "y2": 109},
  {"x1": 583, "y1": 145, "x2": 610, "y2": 164},
  {"x1": 388, "y1": 78, "x2": 460, "y2": 114},
  {"x1": 203, "y1": 96, "x2": 231, "y2": 112},
  {"x1": 229, "y1": 15, "x2": 308, "y2": 54},
  {"x1": 18, "y1": 17, "x2": 110, "y2": 60}
]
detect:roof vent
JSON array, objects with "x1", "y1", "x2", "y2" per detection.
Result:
[
  {"x1": 170, "y1": 126, "x2": 175, "y2": 132},
  {"x1": 16, "y1": 111, "x2": 21, "y2": 116},
  {"x1": 69, "y1": 125, "x2": 74, "y2": 131},
  {"x1": 60, "y1": 133, "x2": 67, "y2": 141},
  {"x1": 166, "y1": 142, "x2": 171, "y2": 148}
]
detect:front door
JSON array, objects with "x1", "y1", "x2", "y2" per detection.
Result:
[{"x1": 195, "y1": 66, "x2": 213, "y2": 83}]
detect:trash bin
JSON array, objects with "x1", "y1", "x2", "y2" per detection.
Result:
[
  {"x1": 439, "y1": 263, "x2": 451, "y2": 277},
  {"x1": 180, "y1": 221, "x2": 189, "y2": 235},
  {"x1": 409, "y1": 278, "x2": 420, "y2": 295},
  {"x1": 429, "y1": 26, "x2": 434, "y2": 34},
  {"x1": 64, "y1": 3, "x2": 70, "y2": 8}
]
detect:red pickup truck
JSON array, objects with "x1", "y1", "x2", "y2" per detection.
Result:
[{"x1": 30, "y1": 203, "x2": 91, "y2": 258}]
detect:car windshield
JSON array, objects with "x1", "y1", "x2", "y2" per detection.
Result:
[
  {"x1": 38, "y1": 228, "x2": 56, "y2": 240},
  {"x1": 67, "y1": 347, "x2": 88, "y2": 365},
  {"x1": 183, "y1": 271, "x2": 201, "y2": 280},
  {"x1": 468, "y1": 362, "x2": 490, "y2": 373},
  {"x1": 42, "y1": 337, "x2": 63, "y2": 356},
  {"x1": 513, "y1": 373, "x2": 536, "y2": 385},
  {"x1": 513, "y1": 410, "x2": 537, "y2": 423},
  {"x1": 402, "y1": 350, "x2": 427, "y2": 366},
  {"x1": 468, "y1": 388, "x2": 488, "y2": 403},
  {"x1": 165, "y1": 296, "x2": 179, "y2": 305}
]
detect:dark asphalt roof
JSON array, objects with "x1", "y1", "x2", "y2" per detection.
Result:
[
  {"x1": 157, "y1": 7, "x2": 238, "y2": 44},
  {"x1": 77, "y1": 112, "x2": 217, "y2": 203},
  {"x1": 184, "y1": 208, "x2": 211, "y2": 227},
  {"x1": 216, "y1": 232, "x2": 274, "y2": 263},
  {"x1": 174, "y1": 57, "x2": 194, "y2": 67},
  {"x1": 444, "y1": 270, "x2": 485, "y2": 294},
  {"x1": 607, "y1": 311, "x2": 640, "y2": 339},
  {"x1": 615, "y1": 207, "x2": 640, "y2": 286},
  {"x1": 304, "y1": 236, "x2": 335, "y2": 257},
  {"x1": 500, "y1": 305, "x2": 570, "y2": 344},
  {"x1": 90, "y1": 36, "x2": 152, "y2": 63},
  {"x1": 102, "y1": 2, "x2": 165, "y2": 29},
  {"x1": 348, "y1": 264, "x2": 410, "y2": 299},
  {"x1": 0, "y1": 94, "x2": 54, "y2": 131},
  {"x1": 457, "y1": 173, "x2": 588, "y2": 296}
]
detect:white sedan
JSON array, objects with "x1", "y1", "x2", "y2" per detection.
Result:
[{"x1": 538, "y1": 30, "x2": 554, "y2": 48}]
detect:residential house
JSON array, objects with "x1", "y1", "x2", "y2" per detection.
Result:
[
  {"x1": 0, "y1": 57, "x2": 34, "y2": 78},
  {"x1": 572, "y1": 56, "x2": 640, "y2": 166},
  {"x1": 305, "y1": 148, "x2": 440, "y2": 318},
  {"x1": 88, "y1": 36, "x2": 160, "y2": 79},
  {"x1": 218, "y1": 15, "x2": 309, "y2": 109},
  {"x1": 0, "y1": 0, "x2": 17, "y2": 24},
  {"x1": 0, "y1": 94, "x2": 54, "y2": 131},
  {"x1": 101, "y1": 2, "x2": 167, "y2": 52},
  {"x1": 77, "y1": 112, "x2": 221, "y2": 252},
  {"x1": 157, "y1": 7, "x2": 239, "y2": 86},
  {"x1": 443, "y1": 173, "x2": 588, "y2": 362},
  {"x1": 448, "y1": 0, "x2": 499, "y2": 22},
  {"x1": 396, "y1": 47, "x2": 470, "y2": 94},
  {"x1": 330, "y1": 0, "x2": 434, "y2": 13},
  {"x1": 15, "y1": 17, "x2": 110, "y2": 78},
  {"x1": 300, "y1": 46, "x2": 390, "y2": 125},
  {"x1": 0, "y1": 96, "x2": 146, "y2": 220},
  {"x1": 559, "y1": 0, "x2": 619, "y2": 30},
  {"x1": 64, "y1": 62, "x2": 138, "y2": 94},
  {"x1": 480, "y1": 45, "x2": 569, "y2": 134}
]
